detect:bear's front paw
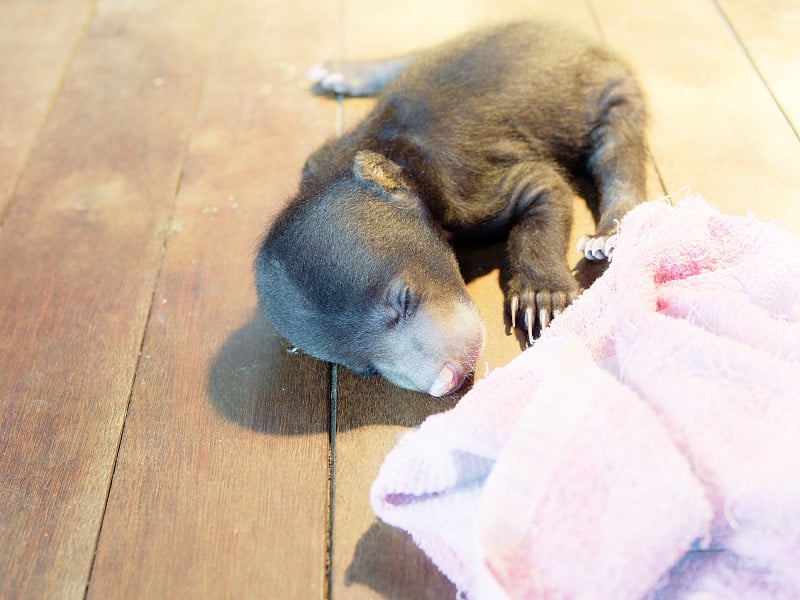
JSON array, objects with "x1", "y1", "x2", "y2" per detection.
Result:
[{"x1": 506, "y1": 279, "x2": 579, "y2": 345}]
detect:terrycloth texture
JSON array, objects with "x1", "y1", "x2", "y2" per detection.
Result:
[{"x1": 370, "y1": 194, "x2": 800, "y2": 599}]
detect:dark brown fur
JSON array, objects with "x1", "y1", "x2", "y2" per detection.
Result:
[{"x1": 255, "y1": 21, "x2": 648, "y2": 395}]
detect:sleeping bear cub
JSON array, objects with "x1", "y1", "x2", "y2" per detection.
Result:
[{"x1": 255, "y1": 21, "x2": 648, "y2": 396}]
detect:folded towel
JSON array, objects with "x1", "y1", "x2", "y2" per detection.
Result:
[{"x1": 371, "y1": 194, "x2": 800, "y2": 599}]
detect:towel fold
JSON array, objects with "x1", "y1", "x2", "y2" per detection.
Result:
[
  {"x1": 475, "y1": 336, "x2": 712, "y2": 600},
  {"x1": 371, "y1": 194, "x2": 800, "y2": 599}
]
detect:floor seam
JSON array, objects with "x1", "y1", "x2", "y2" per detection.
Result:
[
  {"x1": 0, "y1": 0, "x2": 99, "y2": 228},
  {"x1": 713, "y1": 0, "x2": 800, "y2": 142},
  {"x1": 81, "y1": 0, "x2": 222, "y2": 595}
]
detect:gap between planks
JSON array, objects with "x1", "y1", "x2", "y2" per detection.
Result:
[
  {"x1": 0, "y1": 0, "x2": 99, "y2": 227},
  {"x1": 712, "y1": 0, "x2": 800, "y2": 142},
  {"x1": 327, "y1": 4, "x2": 347, "y2": 597},
  {"x1": 327, "y1": 364, "x2": 339, "y2": 600},
  {"x1": 81, "y1": 1, "x2": 222, "y2": 595}
]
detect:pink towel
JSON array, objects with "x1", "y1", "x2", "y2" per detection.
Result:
[{"x1": 370, "y1": 194, "x2": 800, "y2": 599}]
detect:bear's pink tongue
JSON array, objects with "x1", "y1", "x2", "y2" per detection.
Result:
[{"x1": 428, "y1": 363, "x2": 462, "y2": 397}]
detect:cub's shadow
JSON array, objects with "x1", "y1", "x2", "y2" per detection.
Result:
[
  {"x1": 209, "y1": 231, "x2": 607, "y2": 435},
  {"x1": 210, "y1": 180, "x2": 607, "y2": 435},
  {"x1": 207, "y1": 314, "x2": 326, "y2": 435},
  {"x1": 206, "y1": 240, "x2": 507, "y2": 435},
  {"x1": 208, "y1": 319, "x2": 458, "y2": 596},
  {"x1": 208, "y1": 312, "x2": 462, "y2": 434},
  {"x1": 344, "y1": 521, "x2": 455, "y2": 599}
]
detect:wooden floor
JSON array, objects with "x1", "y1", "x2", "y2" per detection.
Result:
[{"x1": 1, "y1": 0, "x2": 798, "y2": 598}]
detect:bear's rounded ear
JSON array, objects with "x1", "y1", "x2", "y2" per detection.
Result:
[{"x1": 352, "y1": 150, "x2": 409, "y2": 193}]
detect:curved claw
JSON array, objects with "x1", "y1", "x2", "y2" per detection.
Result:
[
  {"x1": 586, "y1": 240, "x2": 599, "y2": 260},
  {"x1": 592, "y1": 237, "x2": 607, "y2": 260},
  {"x1": 578, "y1": 234, "x2": 618, "y2": 261},
  {"x1": 524, "y1": 307, "x2": 534, "y2": 346},
  {"x1": 510, "y1": 295, "x2": 519, "y2": 329},
  {"x1": 306, "y1": 64, "x2": 352, "y2": 94},
  {"x1": 538, "y1": 308, "x2": 550, "y2": 330},
  {"x1": 321, "y1": 73, "x2": 345, "y2": 94},
  {"x1": 508, "y1": 285, "x2": 578, "y2": 346}
]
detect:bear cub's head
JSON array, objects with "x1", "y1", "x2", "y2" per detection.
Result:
[{"x1": 256, "y1": 151, "x2": 484, "y2": 396}]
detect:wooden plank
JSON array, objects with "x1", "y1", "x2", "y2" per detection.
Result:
[
  {"x1": 592, "y1": 0, "x2": 800, "y2": 233},
  {"x1": 0, "y1": 0, "x2": 95, "y2": 219},
  {"x1": 717, "y1": 0, "x2": 800, "y2": 135},
  {"x1": 332, "y1": 5, "x2": 469, "y2": 597},
  {"x1": 332, "y1": 374, "x2": 461, "y2": 599},
  {"x1": 0, "y1": 2, "x2": 218, "y2": 598},
  {"x1": 86, "y1": 0, "x2": 338, "y2": 598},
  {"x1": 329, "y1": 1, "x2": 656, "y2": 597}
]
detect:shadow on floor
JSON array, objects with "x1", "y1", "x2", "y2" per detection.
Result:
[
  {"x1": 207, "y1": 312, "x2": 329, "y2": 434},
  {"x1": 345, "y1": 521, "x2": 456, "y2": 599},
  {"x1": 208, "y1": 215, "x2": 606, "y2": 435},
  {"x1": 207, "y1": 311, "x2": 460, "y2": 434}
]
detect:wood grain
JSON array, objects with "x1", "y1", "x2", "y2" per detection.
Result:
[
  {"x1": 717, "y1": 0, "x2": 800, "y2": 134},
  {"x1": 0, "y1": 1, "x2": 217, "y2": 597},
  {"x1": 593, "y1": 0, "x2": 800, "y2": 232},
  {"x1": 331, "y1": 6, "x2": 475, "y2": 596},
  {"x1": 328, "y1": 1, "x2": 655, "y2": 598},
  {"x1": 0, "y1": 0, "x2": 95, "y2": 218},
  {"x1": 1, "y1": 1, "x2": 798, "y2": 598},
  {"x1": 86, "y1": 0, "x2": 339, "y2": 597}
]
